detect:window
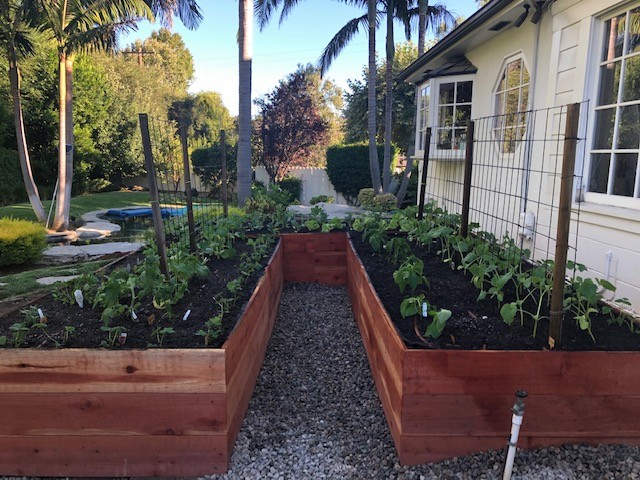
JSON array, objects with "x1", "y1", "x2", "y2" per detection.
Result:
[
  {"x1": 435, "y1": 80, "x2": 473, "y2": 150},
  {"x1": 589, "y1": 6, "x2": 640, "y2": 198},
  {"x1": 494, "y1": 57, "x2": 530, "y2": 153},
  {"x1": 418, "y1": 84, "x2": 430, "y2": 151}
]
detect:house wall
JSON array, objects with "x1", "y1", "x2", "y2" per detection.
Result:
[{"x1": 413, "y1": 0, "x2": 640, "y2": 310}]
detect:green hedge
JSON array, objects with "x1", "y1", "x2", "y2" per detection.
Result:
[
  {"x1": 325, "y1": 143, "x2": 397, "y2": 205},
  {"x1": 0, "y1": 218, "x2": 47, "y2": 267},
  {"x1": 277, "y1": 176, "x2": 302, "y2": 203},
  {"x1": 0, "y1": 148, "x2": 27, "y2": 207}
]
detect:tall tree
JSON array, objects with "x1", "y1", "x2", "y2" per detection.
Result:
[
  {"x1": 254, "y1": 66, "x2": 329, "y2": 181},
  {"x1": 0, "y1": 0, "x2": 46, "y2": 221},
  {"x1": 144, "y1": 0, "x2": 202, "y2": 29},
  {"x1": 33, "y1": 0, "x2": 152, "y2": 231},
  {"x1": 236, "y1": 0, "x2": 252, "y2": 206}
]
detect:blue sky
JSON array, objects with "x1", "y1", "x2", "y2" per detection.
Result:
[{"x1": 123, "y1": 0, "x2": 480, "y2": 116}]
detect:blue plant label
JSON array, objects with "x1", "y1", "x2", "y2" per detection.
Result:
[{"x1": 422, "y1": 301, "x2": 429, "y2": 317}]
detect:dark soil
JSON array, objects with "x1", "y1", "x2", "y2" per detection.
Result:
[
  {"x1": 0, "y1": 240, "x2": 274, "y2": 350},
  {"x1": 349, "y1": 232, "x2": 640, "y2": 351}
]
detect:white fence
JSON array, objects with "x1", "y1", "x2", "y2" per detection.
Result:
[{"x1": 254, "y1": 166, "x2": 348, "y2": 205}]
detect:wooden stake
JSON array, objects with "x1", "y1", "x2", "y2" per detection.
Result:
[
  {"x1": 548, "y1": 103, "x2": 580, "y2": 349},
  {"x1": 460, "y1": 121, "x2": 475, "y2": 237},
  {"x1": 139, "y1": 113, "x2": 169, "y2": 278},
  {"x1": 180, "y1": 125, "x2": 197, "y2": 253},
  {"x1": 417, "y1": 127, "x2": 432, "y2": 221},
  {"x1": 221, "y1": 130, "x2": 229, "y2": 218}
]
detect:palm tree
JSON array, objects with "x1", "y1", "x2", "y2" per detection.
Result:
[
  {"x1": 237, "y1": 0, "x2": 252, "y2": 206},
  {"x1": 144, "y1": 0, "x2": 202, "y2": 29},
  {"x1": 0, "y1": 0, "x2": 46, "y2": 221},
  {"x1": 32, "y1": 0, "x2": 153, "y2": 231}
]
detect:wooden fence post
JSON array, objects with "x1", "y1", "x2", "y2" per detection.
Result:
[
  {"x1": 179, "y1": 125, "x2": 197, "y2": 253},
  {"x1": 548, "y1": 102, "x2": 580, "y2": 349},
  {"x1": 139, "y1": 113, "x2": 169, "y2": 278},
  {"x1": 417, "y1": 127, "x2": 432, "y2": 221},
  {"x1": 460, "y1": 121, "x2": 475, "y2": 237},
  {"x1": 220, "y1": 130, "x2": 229, "y2": 218}
]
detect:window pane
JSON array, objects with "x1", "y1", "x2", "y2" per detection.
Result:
[
  {"x1": 602, "y1": 14, "x2": 625, "y2": 61},
  {"x1": 439, "y1": 83, "x2": 454, "y2": 104},
  {"x1": 617, "y1": 104, "x2": 640, "y2": 149},
  {"x1": 626, "y1": 7, "x2": 640, "y2": 55},
  {"x1": 506, "y1": 90, "x2": 520, "y2": 115},
  {"x1": 456, "y1": 105, "x2": 471, "y2": 125},
  {"x1": 522, "y1": 66, "x2": 530, "y2": 84},
  {"x1": 593, "y1": 108, "x2": 616, "y2": 149},
  {"x1": 495, "y1": 92, "x2": 505, "y2": 116},
  {"x1": 623, "y1": 56, "x2": 640, "y2": 102},
  {"x1": 598, "y1": 61, "x2": 621, "y2": 105},
  {"x1": 612, "y1": 153, "x2": 638, "y2": 196},
  {"x1": 506, "y1": 60, "x2": 522, "y2": 89},
  {"x1": 454, "y1": 128, "x2": 467, "y2": 150},
  {"x1": 521, "y1": 86, "x2": 529, "y2": 111},
  {"x1": 589, "y1": 153, "x2": 611, "y2": 193},
  {"x1": 457, "y1": 81, "x2": 473, "y2": 103},
  {"x1": 439, "y1": 106, "x2": 453, "y2": 126},
  {"x1": 497, "y1": 71, "x2": 506, "y2": 92},
  {"x1": 437, "y1": 128, "x2": 452, "y2": 149}
]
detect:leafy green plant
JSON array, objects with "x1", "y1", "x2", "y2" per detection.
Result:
[
  {"x1": 393, "y1": 257, "x2": 429, "y2": 293},
  {"x1": 197, "y1": 315, "x2": 223, "y2": 346},
  {"x1": 149, "y1": 326, "x2": 175, "y2": 347},
  {"x1": 100, "y1": 325, "x2": 127, "y2": 348}
]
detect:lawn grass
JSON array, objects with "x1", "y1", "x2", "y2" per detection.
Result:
[
  {"x1": 0, "y1": 191, "x2": 151, "y2": 222},
  {"x1": 0, "y1": 260, "x2": 111, "y2": 300}
]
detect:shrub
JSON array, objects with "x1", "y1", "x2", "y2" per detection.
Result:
[
  {"x1": 310, "y1": 195, "x2": 334, "y2": 205},
  {"x1": 245, "y1": 183, "x2": 291, "y2": 214},
  {"x1": 325, "y1": 143, "x2": 397, "y2": 205},
  {"x1": 357, "y1": 188, "x2": 376, "y2": 208},
  {"x1": 277, "y1": 176, "x2": 302, "y2": 203},
  {"x1": 0, "y1": 218, "x2": 47, "y2": 267},
  {"x1": 373, "y1": 193, "x2": 398, "y2": 212}
]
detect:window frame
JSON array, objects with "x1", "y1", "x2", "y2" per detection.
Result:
[
  {"x1": 414, "y1": 74, "x2": 475, "y2": 160},
  {"x1": 585, "y1": 3, "x2": 640, "y2": 209}
]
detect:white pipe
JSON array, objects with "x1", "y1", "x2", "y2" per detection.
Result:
[
  {"x1": 503, "y1": 391, "x2": 527, "y2": 480},
  {"x1": 605, "y1": 250, "x2": 613, "y2": 282}
]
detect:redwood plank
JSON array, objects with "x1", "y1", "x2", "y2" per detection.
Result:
[
  {"x1": 0, "y1": 393, "x2": 226, "y2": 435},
  {"x1": 0, "y1": 349, "x2": 226, "y2": 394},
  {"x1": 0, "y1": 435, "x2": 228, "y2": 477}
]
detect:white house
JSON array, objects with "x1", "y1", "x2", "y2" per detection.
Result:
[{"x1": 400, "y1": 0, "x2": 640, "y2": 310}]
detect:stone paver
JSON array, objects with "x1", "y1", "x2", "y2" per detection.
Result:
[
  {"x1": 35, "y1": 275, "x2": 80, "y2": 286},
  {"x1": 41, "y1": 242, "x2": 144, "y2": 264}
]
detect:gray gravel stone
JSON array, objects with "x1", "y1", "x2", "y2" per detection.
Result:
[{"x1": 204, "y1": 283, "x2": 640, "y2": 480}]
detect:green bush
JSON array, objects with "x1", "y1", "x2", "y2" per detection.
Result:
[
  {"x1": 0, "y1": 148, "x2": 27, "y2": 207},
  {"x1": 277, "y1": 176, "x2": 302, "y2": 203},
  {"x1": 310, "y1": 195, "x2": 334, "y2": 205},
  {"x1": 372, "y1": 193, "x2": 398, "y2": 212},
  {"x1": 0, "y1": 218, "x2": 47, "y2": 267},
  {"x1": 245, "y1": 183, "x2": 291, "y2": 214},
  {"x1": 325, "y1": 143, "x2": 397, "y2": 205},
  {"x1": 357, "y1": 188, "x2": 376, "y2": 208}
]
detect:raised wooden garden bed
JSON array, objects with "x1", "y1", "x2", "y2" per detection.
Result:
[
  {"x1": 2, "y1": 231, "x2": 639, "y2": 476},
  {"x1": 0, "y1": 241, "x2": 284, "y2": 477},
  {"x1": 346, "y1": 236, "x2": 640, "y2": 465}
]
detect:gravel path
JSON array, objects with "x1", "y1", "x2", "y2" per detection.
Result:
[{"x1": 206, "y1": 283, "x2": 640, "y2": 480}]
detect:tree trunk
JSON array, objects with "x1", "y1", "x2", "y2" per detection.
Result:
[
  {"x1": 395, "y1": 155, "x2": 413, "y2": 206},
  {"x1": 367, "y1": 0, "x2": 382, "y2": 194},
  {"x1": 237, "y1": 0, "x2": 253, "y2": 207},
  {"x1": 63, "y1": 54, "x2": 74, "y2": 224},
  {"x1": 382, "y1": 0, "x2": 394, "y2": 193},
  {"x1": 418, "y1": 0, "x2": 427, "y2": 55},
  {"x1": 52, "y1": 52, "x2": 68, "y2": 232},
  {"x1": 8, "y1": 47, "x2": 46, "y2": 222}
]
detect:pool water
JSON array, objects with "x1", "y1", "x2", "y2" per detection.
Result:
[{"x1": 71, "y1": 215, "x2": 153, "y2": 245}]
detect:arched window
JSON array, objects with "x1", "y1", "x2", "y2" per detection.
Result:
[{"x1": 494, "y1": 56, "x2": 530, "y2": 153}]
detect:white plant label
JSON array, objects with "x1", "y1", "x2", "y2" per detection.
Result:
[
  {"x1": 119, "y1": 332, "x2": 127, "y2": 345},
  {"x1": 74, "y1": 289, "x2": 84, "y2": 308},
  {"x1": 37, "y1": 308, "x2": 44, "y2": 319},
  {"x1": 183, "y1": 309, "x2": 191, "y2": 321},
  {"x1": 422, "y1": 301, "x2": 429, "y2": 317},
  {"x1": 131, "y1": 311, "x2": 138, "y2": 321}
]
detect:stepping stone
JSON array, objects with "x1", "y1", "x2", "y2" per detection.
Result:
[
  {"x1": 76, "y1": 221, "x2": 121, "y2": 239},
  {"x1": 41, "y1": 242, "x2": 144, "y2": 264},
  {"x1": 36, "y1": 275, "x2": 80, "y2": 286}
]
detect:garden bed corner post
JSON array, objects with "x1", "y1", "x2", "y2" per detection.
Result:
[
  {"x1": 460, "y1": 121, "x2": 475, "y2": 237},
  {"x1": 548, "y1": 102, "x2": 580, "y2": 349}
]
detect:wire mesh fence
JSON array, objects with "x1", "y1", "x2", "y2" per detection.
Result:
[
  {"x1": 419, "y1": 102, "x2": 588, "y2": 267},
  {"x1": 139, "y1": 114, "x2": 232, "y2": 251}
]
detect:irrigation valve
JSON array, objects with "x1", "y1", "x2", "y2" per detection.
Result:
[
  {"x1": 503, "y1": 390, "x2": 528, "y2": 480},
  {"x1": 74, "y1": 289, "x2": 84, "y2": 308}
]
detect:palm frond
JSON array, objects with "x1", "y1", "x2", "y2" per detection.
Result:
[
  {"x1": 318, "y1": 13, "x2": 368, "y2": 77},
  {"x1": 254, "y1": 0, "x2": 281, "y2": 30},
  {"x1": 145, "y1": 0, "x2": 202, "y2": 30}
]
